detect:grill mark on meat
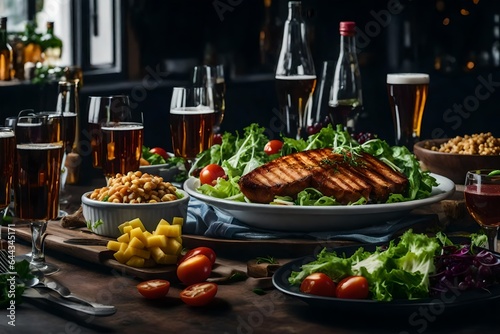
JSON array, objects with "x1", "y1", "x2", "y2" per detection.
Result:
[{"x1": 238, "y1": 148, "x2": 409, "y2": 204}]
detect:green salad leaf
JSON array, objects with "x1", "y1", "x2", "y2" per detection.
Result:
[
  {"x1": 289, "y1": 230, "x2": 442, "y2": 301},
  {"x1": 194, "y1": 123, "x2": 437, "y2": 204}
]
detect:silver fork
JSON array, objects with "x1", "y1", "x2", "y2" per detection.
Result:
[{"x1": 36, "y1": 275, "x2": 116, "y2": 311}]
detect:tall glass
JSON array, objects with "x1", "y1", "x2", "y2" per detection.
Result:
[
  {"x1": 169, "y1": 86, "x2": 215, "y2": 165},
  {"x1": 464, "y1": 170, "x2": 500, "y2": 252},
  {"x1": 275, "y1": 1, "x2": 316, "y2": 139},
  {"x1": 100, "y1": 121, "x2": 144, "y2": 180},
  {"x1": 386, "y1": 73, "x2": 429, "y2": 149},
  {"x1": 14, "y1": 112, "x2": 63, "y2": 274},
  {"x1": 87, "y1": 95, "x2": 132, "y2": 169},
  {"x1": 191, "y1": 64, "x2": 226, "y2": 134},
  {"x1": 0, "y1": 127, "x2": 15, "y2": 219}
]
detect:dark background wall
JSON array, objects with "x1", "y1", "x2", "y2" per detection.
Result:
[{"x1": 1, "y1": 0, "x2": 499, "y2": 183}]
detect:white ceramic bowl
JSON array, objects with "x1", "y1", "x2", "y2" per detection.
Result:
[{"x1": 81, "y1": 189, "x2": 189, "y2": 238}]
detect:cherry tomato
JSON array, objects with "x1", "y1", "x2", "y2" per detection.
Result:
[
  {"x1": 178, "y1": 247, "x2": 216, "y2": 266},
  {"x1": 199, "y1": 164, "x2": 226, "y2": 186},
  {"x1": 149, "y1": 147, "x2": 169, "y2": 160},
  {"x1": 264, "y1": 140, "x2": 283, "y2": 155},
  {"x1": 180, "y1": 282, "x2": 218, "y2": 307},
  {"x1": 336, "y1": 276, "x2": 369, "y2": 299},
  {"x1": 136, "y1": 279, "x2": 170, "y2": 299},
  {"x1": 212, "y1": 133, "x2": 223, "y2": 145},
  {"x1": 177, "y1": 254, "x2": 212, "y2": 285},
  {"x1": 299, "y1": 273, "x2": 336, "y2": 297}
]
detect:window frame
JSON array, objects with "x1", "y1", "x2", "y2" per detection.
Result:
[{"x1": 71, "y1": 0, "x2": 128, "y2": 84}]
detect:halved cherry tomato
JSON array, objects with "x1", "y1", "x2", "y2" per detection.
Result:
[
  {"x1": 136, "y1": 279, "x2": 170, "y2": 299},
  {"x1": 149, "y1": 147, "x2": 169, "y2": 160},
  {"x1": 264, "y1": 140, "x2": 283, "y2": 155},
  {"x1": 178, "y1": 247, "x2": 216, "y2": 266},
  {"x1": 180, "y1": 282, "x2": 218, "y2": 306},
  {"x1": 177, "y1": 254, "x2": 212, "y2": 285},
  {"x1": 199, "y1": 164, "x2": 226, "y2": 186},
  {"x1": 299, "y1": 273, "x2": 336, "y2": 297},
  {"x1": 212, "y1": 133, "x2": 223, "y2": 145},
  {"x1": 336, "y1": 275, "x2": 369, "y2": 299}
]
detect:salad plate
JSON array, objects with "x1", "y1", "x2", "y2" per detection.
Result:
[
  {"x1": 272, "y1": 245, "x2": 500, "y2": 315},
  {"x1": 183, "y1": 173, "x2": 455, "y2": 232}
]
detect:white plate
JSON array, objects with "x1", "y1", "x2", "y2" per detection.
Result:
[{"x1": 183, "y1": 174, "x2": 455, "y2": 232}]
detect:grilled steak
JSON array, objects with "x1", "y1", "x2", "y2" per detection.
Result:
[{"x1": 238, "y1": 148, "x2": 408, "y2": 204}]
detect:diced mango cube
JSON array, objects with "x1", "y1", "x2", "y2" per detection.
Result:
[
  {"x1": 129, "y1": 227, "x2": 147, "y2": 245},
  {"x1": 106, "y1": 240, "x2": 123, "y2": 252},
  {"x1": 113, "y1": 250, "x2": 131, "y2": 264},
  {"x1": 157, "y1": 219, "x2": 170, "y2": 226},
  {"x1": 127, "y1": 218, "x2": 146, "y2": 231},
  {"x1": 143, "y1": 231, "x2": 153, "y2": 238},
  {"x1": 150, "y1": 246, "x2": 166, "y2": 263},
  {"x1": 163, "y1": 238, "x2": 182, "y2": 255},
  {"x1": 123, "y1": 225, "x2": 133, "y2": 234},
  {"x1": 155, "y1": 224, "x2": 181, "y2": 237},
  {"x1": 128, "y1": 236, "x2": 145, "y2": 249},
  {"x1": 172, "y1": 217, "x2": 184, "y2": 226},
  {"x1": 119, "y1": 242, "x2": 128, "y2": 252},
  {"x1": 117, "y1": 233, "x2": 130, "y2": 243},
  {"x1": 126, "y1": 256, "x2": 145, "y2": 268},
  {"x1": 156, "y1": 254, "x2": 178, "y2": 265},
  {"x1": 146, "y1": 235, "x2": 167, "y2": 248}
]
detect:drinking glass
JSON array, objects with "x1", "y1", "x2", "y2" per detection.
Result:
[
  {"x1": 14, "y1": 111, "x2": 64, "y2": 274},
  {"x1": 169, "y1": 86, "x2": 215, "y2": 165},
  {"x1": 87, "y1": 95, "x2": 141, "y2": 182},
  {"x1": 191, "y1": 64, "x2": 226, "y2": 133},
  {"x1": 275, "y1": 1, "x2": 316, "y2": 139},
  {"x1": 311, "y1": 60, "x2": 335, "y2": 129},
  {"x1": 386, "y1": 73, "x2": 429, "y2": 150},
  {"x1": 464, "y1": 170, "x2": 500, "y2": 252},
  {"x1": 56, "y1": 80, "x2": 79, "y2": 208},
  {"x1": 0, "y1": 127, "x2": 15, "y2": 220}
]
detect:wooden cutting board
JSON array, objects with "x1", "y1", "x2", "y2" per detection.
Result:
[{"x1": 3, "y1": 221, "x2": 178, "y2": 281}]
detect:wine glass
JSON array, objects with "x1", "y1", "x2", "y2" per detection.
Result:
[
  {"x1": 169, "y1": 86, "x2": 215, "y2": 167},
  {"x1": 275, "y1": 1, "x2": 316, "y2": 139},
  {"x1": 464, "y1": 170, "x2": 500, "y2": 252},
  {"x1": 13, "y1": 111, "x2": 64, "y2": 274},
  {"x1": 0, "y1": 127, "x2": 15, "y2": 223},
  {"x1": 191, "y1": 65, "x2": 226, "y2": 134}
]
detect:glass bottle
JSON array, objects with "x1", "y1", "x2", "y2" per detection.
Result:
[
  {"x1": 22, "y1": 21, "x2": 42, "y2": 64},
  {"x1": 328, "y1": 21, "x2": 363, "y2": 133},
  {"x1": 275, "y1": 1, "x2": 316, "y2": 140},
  {"x1": 40, "y1": 21, "x2": 63, "y2": 66},
  {"x1": 0, "y1": 17, "x2": 13, "y2": 81}
]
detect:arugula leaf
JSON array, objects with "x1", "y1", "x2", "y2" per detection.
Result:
[{"x1": 0, "y1": 259, "x2": 34, "y2": 308}]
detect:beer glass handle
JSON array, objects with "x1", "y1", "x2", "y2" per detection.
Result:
[{"x1": 18, "y1": 109, "x2": 36, "y2": 118}]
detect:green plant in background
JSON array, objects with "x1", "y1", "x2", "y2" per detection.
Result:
[{"x1": 31, "y1": 64, "x2": 64, "y2": 85}]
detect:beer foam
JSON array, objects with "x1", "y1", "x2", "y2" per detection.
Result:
[
  {"x1": 275, "y1": 75, "x2": 317, "y2": 80},
  {"x1": 170, "y1": 107, "x2": 215, "y2": 115},
  {"x1": 101, "y1": 123, "x2": 144, "y2": 131},
  {"x1": 17, "y1": 143, "x2": 63, "y2": 150},
  {"x1": 0, "y1": 131, "x2": 14, "y2": 138},
  {"x1": 387, "y1": 73, "x2": 429, "y2": 84}
]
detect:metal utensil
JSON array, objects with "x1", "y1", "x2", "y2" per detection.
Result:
[
  {"x1": 23, "y1": 288, "x2": 116, "y2": 316},
  {"x1": 36, "y1": 276, "x2": 116, "y2": 313}
]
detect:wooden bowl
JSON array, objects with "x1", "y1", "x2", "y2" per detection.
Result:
[{"x1": 413, "y1": 139, "x2": 500, "y2": 184}]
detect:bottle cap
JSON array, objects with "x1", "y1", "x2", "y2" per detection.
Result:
[{"x1": 339, "y1": 21, "x2": 356, "y2": 36}]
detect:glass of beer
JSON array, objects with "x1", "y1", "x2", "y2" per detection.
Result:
[
  {"x1": 191, "y1": 65, "x2": 226, "y2": 134},
  {"x1": 87, "y1": 95, "x2": 132, "y2": 169},
  {"x1": 0, "y1": 127, "x2": 15, "y2": 218},
  {"x1": 169, "y1": 86, "x2": 215, "y2": 165},
  {"x1": 100, "y1": 121, "x2": 144, "y2": 181},
  {"x1": 386, "y1": 73, "x2": 429, "y2": 150},
  {"x1": 14, "y1": 111, "x2": 64, "y2": 274}
]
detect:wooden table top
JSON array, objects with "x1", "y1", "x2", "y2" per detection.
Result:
[{"x1": 2, "y1": 181, "x2": 500, "y2": 333}]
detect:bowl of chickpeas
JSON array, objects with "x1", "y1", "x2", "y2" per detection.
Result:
[
  {"x1": 81, "y1": 171, "x2": 190, "y2": 238},
  {"x1": 414, "y1": 133, "x2": 500, "y2": 184}
]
